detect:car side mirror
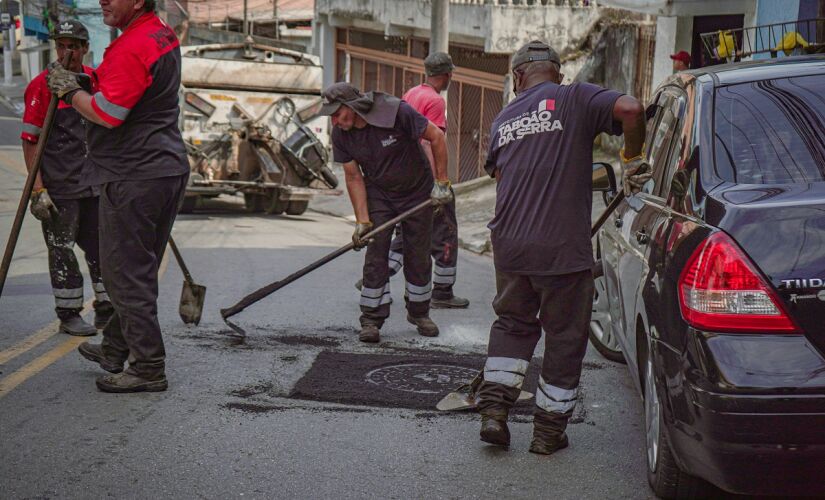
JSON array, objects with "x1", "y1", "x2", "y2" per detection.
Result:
[{"x1": 592, "y1": 162, "x2": 617, "y2": 193}]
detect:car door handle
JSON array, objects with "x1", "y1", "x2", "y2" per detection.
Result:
[
  {"x1": 614, "y1": 218, "x2": 623, "y2": 228},
  {"x1": 635, "y1": 230, "x2": 649, "y2": 245}
]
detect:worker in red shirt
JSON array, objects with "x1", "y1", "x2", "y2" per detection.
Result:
[
  {"x1": 46, "y1": 0, "x2": 189, "y2": 393},
  {"x1": 21, "y1": 20, "x2": 113, "y2": 336},
  {"x1": 380, "y1": 52, "x2": 469, "y2": 309}
]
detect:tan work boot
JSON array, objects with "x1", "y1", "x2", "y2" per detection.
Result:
[
  {"x1": 529, "y1": 410, "x2": 570, "y2": 455},
  {"x1": 359, "y1": 324, "x2": 380, "y2": 343},
  {"x1": 406, "y1": 314, "x2": 439, "y2": 337},
  {"x1": 479, "y1": 408, "x2": 510, "y2": 447}
]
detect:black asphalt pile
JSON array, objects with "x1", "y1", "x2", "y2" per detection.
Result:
[{"x1": 289, "y1": 350, "x2": 544, "y2": 414}]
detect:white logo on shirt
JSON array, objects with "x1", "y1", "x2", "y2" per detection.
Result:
[
  {"x1": 381, "y1": 135, "x2": 398, "y2": 147},
  {"x1": 497, "y1": 108, "x2": 563, "y2": 147}
]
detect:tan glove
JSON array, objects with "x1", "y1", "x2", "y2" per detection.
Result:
[
  {"x1": 30, "y1": 188, "x2": 59, "y2": 221},
  {"x1": 430, "y1": 180, "x2": 453, "y2": 205},
  {"x1": 46, "y1": 62, "x2": 82, "y2": 104},
  {"x1": 620, "y1": 147, "x2": 653, "y2": 197},
  {"x1": 352, "y1": 220, "x2": 374, "y2": 250}
]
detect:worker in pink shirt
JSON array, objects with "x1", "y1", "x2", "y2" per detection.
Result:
[{"x1": 361, "y1": 52, "x2": 469, "y2": 309}]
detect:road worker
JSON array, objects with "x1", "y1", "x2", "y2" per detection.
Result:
[
  {"x1": 476, "y1": 41, "x2": 647, "y2": 453},
  {"x1": 321, "y1": 82, "x2": 453, "y2": 343}
]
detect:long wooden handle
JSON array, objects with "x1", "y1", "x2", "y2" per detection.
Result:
[
  {"x1": 221, "y1": 199, "x2": 435, "y2": 320},
  {"x1": 0, "y1": 52, "x2": 73, "y2": 298},
  {"x1": 168, "y1": 236, "x2": 195, "y2": 285},
  {"x1": 591, "y1": 190, "x2": 625, "y2": 238}
]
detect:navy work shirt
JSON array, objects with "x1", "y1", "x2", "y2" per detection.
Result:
[
  {"x1": 484, "y1": 81, "x2": 623, "y2": 275},
  {"x1": 332, "y1": 101, "x2": 433, "y2": 202},
  {"x1": 84, "y1": 12, "x2": 189, "y2": 184}
]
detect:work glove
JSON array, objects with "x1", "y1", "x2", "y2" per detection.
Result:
[
  {"x1": 30, "y1": 188, "x2": 59, "y2": 222},
  {"x1": 620, "y1": 147, "x2": 653, "y2": 197},
  {"x1": 46, "y1": 62, "x2": 83, "y2": 105},
  {"x1": 352, "y1": 220, "x2": 374, "y2": 250},
  {"x1": 430, "y1": 180, "x2": 454, "y2": 206}
]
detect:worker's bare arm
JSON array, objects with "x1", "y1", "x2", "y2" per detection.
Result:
[
  {"x1": 21, "y1": 140, "x2": 45, "y2": 191},
  {"x1": 613, "y1": 95, "x2": 646, "y2": 157},
  {"x1": 69, "y1": 92, "x2": 115, "y2": 129},
  {"x1": 421, "y1": 122, "x2": 449, "y2": 183},
  {"x1": 343, "y1": 160, "x2": 370, "y2": 222}
]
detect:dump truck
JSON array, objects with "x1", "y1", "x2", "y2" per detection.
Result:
[{"x1": 179, "y1": 38, "x2": 339, "y2": 215}]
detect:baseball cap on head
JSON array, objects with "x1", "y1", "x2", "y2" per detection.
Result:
[
  {"x1": 670, "y1": 50, "x2": 691, "y2": 66},
  {"x1": 319, "y1": 82, "x2": 365, "y2": 116},
  {"x1": 424, "y1": 52, "x2": 455, "y2": 76},
  {"x1": 511, "y1": 40, "x2": 560, "y2": 71},
  {"x1": 50, "y1": 19, "x2": 89, "y2": 41}
]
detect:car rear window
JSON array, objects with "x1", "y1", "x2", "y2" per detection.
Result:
[{"x1": 713, "y1": 74, "x2": 825, "y2": 184}]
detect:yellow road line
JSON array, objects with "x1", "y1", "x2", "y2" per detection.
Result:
[
  {"x1": 0, "y1": 244, "x2": 174, "y2": 396},
  {"x1": 0, "y1": 336, "x2": 86, "y2": 399},
  {"x1": 0, "y1": 300, "x2": 92, "y2": 365}
]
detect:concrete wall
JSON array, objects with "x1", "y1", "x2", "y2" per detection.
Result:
[
  {"x1": 487, "y1": 5, "x2": 602, "y2": 53},
  {"x1": 756, "y1": 0, "x2": 801, "y2": 25}
]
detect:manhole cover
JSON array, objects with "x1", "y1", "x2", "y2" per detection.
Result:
[{"x1": 365, "y1": 364, "x2": 478, "y2": 394}]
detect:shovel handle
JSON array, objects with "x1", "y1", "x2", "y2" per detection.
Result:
[
  {"x1": 168, "y1": 236, "x2": 195, "y2": 284},
  {"x1": 0, "y1": 52, "x2": 73, "y2": 298},
  {"x1": 221, "y1": 198, "x2": 435, "y2": 321},
  {"x1": 591, "y1": 190, "x2": 625, "y2": 238}
]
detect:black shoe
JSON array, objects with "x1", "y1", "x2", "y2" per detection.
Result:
[
  {"x1": 59, "y1": 316, "x2": 97, "y2": 336},
  {"x1": 431, "y1": 296, "x2": 470, "y2": 309},
  {"x1": 96, "y1": 372, "x2": 168, "y2": 393},
  {"x1": 77, "y1": 342, "x2": 124, "y2": 373},
  {"x1": 359, "y1": 324, "x2": 380, "y2": 343},
  {"x1": 94, "y1": 307, "x2": 114, "y2": 330},
  {"x1": 406, "y1": 314, "x2": 439, "y2": 337},
  {"x1": 480, "y1": 411, "x2": 510, "y2": 447},
  {"x1": 529, "y1": 432, "x2": 569, "y2": 455}
]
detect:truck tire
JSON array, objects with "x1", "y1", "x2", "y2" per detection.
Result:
[
  {"x1": 179, "y1": 196, "x2": 198, "y2": 214},
  {"x1": 266, "y1": 194, "x2": 288, "y2": 215},
  {"x1": 286, "y1": 200, "x2": 309, "y2": 216},
  {"x1": 320, "y1": 165, "x2": 339, "y2": 189},
  {"x1": 244, "y1": 193, "x2": 266, "y2": 213}
]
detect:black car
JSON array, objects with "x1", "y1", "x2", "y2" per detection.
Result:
[{"x1": 589, "y1": 56, "x2": 825, "y2": 497}]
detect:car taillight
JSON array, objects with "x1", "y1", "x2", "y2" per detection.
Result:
[{"x1": 678, "y1": 231, "x2": 799, "y2": 333}]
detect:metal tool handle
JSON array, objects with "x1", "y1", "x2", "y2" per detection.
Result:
[
  {"x1": 591, "y1": 191, "x2": 625, "y2": 238},
  {"x1": 221, "y1": 198, "x2": 435, "y2": 321},
  {"x1": 168, "y1": 236, "x2": 195, "y2": 284},
  {"x1": 0, "y1": 52, "x2": 73, "y2": 298}
]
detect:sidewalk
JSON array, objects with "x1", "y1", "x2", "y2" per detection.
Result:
[
  {"x1": 309, "y1": 149, "x2": 620, "y2": 257},
  {"x1": 0, "y1": 72, "x2": 26, "y2": 116}
]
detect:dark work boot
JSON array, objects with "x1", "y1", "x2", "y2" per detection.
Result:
[
  {"x1": 479, "y1": 408, "x2": 510, "y2": 447},
  {"x1": 96, "y1": 372, "x2": 168, "y2": 393},
  {"x1": 77, "y1": 342, "x2": 124, "y2": 373},
  {"x1": 529, "y1": 409, "x2": 571, "y2": 455},
  {"x1": 59, "y1": 315, "x2": 97, "y2": 336},
  {"x1": 406, "y1": 314, "x2": 439, "y2": 337},
  {"x1": 359, "y1": 324, "x2": 380, "y2": 343},
  {"x1": 431, "y1": 295, "x2": 470, "y2": 309}
]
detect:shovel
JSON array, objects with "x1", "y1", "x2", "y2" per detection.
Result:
[
  {"x1": 435, "y1": 190, "x2": 627, "y2": 411},
  {"x1": 168, "y1": 236, "x2": 206, "y2": 325},
  {"x1": 221, "y1": 198, "x2": 435, "y2": 336}
]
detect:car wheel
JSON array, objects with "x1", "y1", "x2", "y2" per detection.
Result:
[
  {"x1": 644, "y1": 345, "x2": 712, "y2": 499},
  {"x1": 589, "y1": 261, "x2": 626, "y2": 363}
]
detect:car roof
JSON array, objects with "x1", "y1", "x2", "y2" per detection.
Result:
[{"x1": 687, "y1": 55, "x2": 825, "y2": 86}]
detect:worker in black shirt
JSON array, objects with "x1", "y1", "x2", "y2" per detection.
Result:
[{"x1": 320, "y1": 82, "x2": 453, "y2": 343}]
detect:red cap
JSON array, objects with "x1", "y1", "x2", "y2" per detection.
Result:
[{"x1": 670, "y1": 50, "x2": 691, "y2": 67}]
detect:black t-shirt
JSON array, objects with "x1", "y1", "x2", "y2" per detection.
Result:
[
  {"x1": 332, "y1": 101, "x2": 432, "y2": 201},
  {"x1": 484, "y1": 81, "x2": 623, "y2": 275}
]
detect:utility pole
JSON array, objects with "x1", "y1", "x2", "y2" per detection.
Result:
[
  {"x1": 272, "y1": 0, "x2": 278, "y2": 40},
  {"x1": 430, "y1": 0, "x2": 448, "y2": 55},
  {"x1": 243, "y1": 0, "x2": 248, "y2": 36},
  {"x1": 2, "y1": 0, "x2": 13, "y2": 86}
]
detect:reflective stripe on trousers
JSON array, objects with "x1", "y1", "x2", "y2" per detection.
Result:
[{"x1": 484, "y1": 356, "x2": 529, "y2": 389}]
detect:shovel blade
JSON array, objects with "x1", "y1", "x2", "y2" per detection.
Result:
[
  {"x1": 179, "y1": 280, "x2": 206, "y2": 325},
  {"x1": 436, "y1": 390, "x2": 534, "y2": 412}
]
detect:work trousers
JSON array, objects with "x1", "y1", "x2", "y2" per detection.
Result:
[
  {"x1": 477, "y1": 269, "x2": 594, "y2": 425},
  {"x1": 360, "y1": 194, "x2": 433, "y2": 328},
  {"x1": 99, "y1": 174, "x2": 187, "y2": 379},
  {"x1": 40, "y1": 196, "x2": 111, "y2": 320},
  {"x1": 388, "y1": 198, "x2": 458, "y2": 300}
]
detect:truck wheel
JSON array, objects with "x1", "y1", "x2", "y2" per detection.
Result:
[
  {"x1": 320, "y1": 165, "x2": 339, "y2": 189},
  {"x1": 179, "y1": 196, "x2": 198, "y2": 214},
  {"x1": 286, "y1": 200, "x2": 309, "y2": 216},
  {"x1": 267, "y1": 195, "x2": 288, "y2": 215},
  {"x1": 244, "y1": 193, "x2": 266, "y2": 213}
]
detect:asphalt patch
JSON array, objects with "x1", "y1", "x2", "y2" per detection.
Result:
[{"x1": 288, "y1": 351, "x2": 547, "y2": 415}]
